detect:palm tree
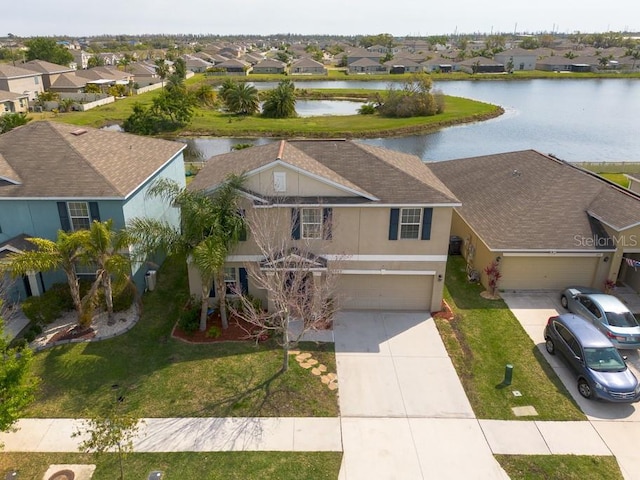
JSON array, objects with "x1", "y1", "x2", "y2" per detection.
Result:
[
  {"x1": 222, "y1": 82, "x2": 259, "y2": 115},
  {"x1": 82, "y1": 220, "x2": 134, "y2": 320},
  {"x1": 154, "y1": 58, "x2": 169, "y2": 89},
  {"x1": 7, "y1": 230, "x2": 98, "y2": 327},
  {"x1": 127, "y1": 175, "x2": 246, "y2": 330},
  {"x1": 262, "y1": 79, "x2": 297, "y2": 118}
]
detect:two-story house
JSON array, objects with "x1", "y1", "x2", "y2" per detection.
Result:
[
  {"x1": 0, "y1": 64, "x2": 44, "y2": 101},
  {"x1": 0, "y1": 121, "x2": 186, "y2": 301},
  {"x1": 186, "y1": 140, "x2": 460, "y2": 312}
]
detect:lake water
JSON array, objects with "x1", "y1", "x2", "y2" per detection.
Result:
[{"x1": 182, "y1": 78, "x2": 640, "y2": 163}]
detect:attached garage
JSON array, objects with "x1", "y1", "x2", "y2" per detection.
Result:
[
  {"x1": 338, "y1": 274, "x2": 434, "y2": 310},
  {"x1": 500, "y1": 255, "x2": 600, "y2": 290}
]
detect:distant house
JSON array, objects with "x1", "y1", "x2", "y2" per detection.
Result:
[
  {"x1": 0, "y1": 89, "x2": 29, "y2": 114},
  {"x1": 383, "y1": 58, "x2": 423, "y2": 73},
  {"x1": 252, "y1": 58, "x2": 287, "y2": 74},
  {"x1": 290, "y1": 57, "x2": 326, "y2": 75},
  {"x1": 127, "y1": 62, "x2": 160, "y2": 87},
  {"x1": 455, "y1": 57, "x2": 505, "y2": 74},
  {"x1": 71, "y1": 50, "x2": 92, "y2": 70},
  {"x1": 182, "y1": 55, "x2": 214, "y2": 73},
  {"x1": 345, "y1": 47, "x2": 385, "y2": 65},
  {"x1": 0, "y1": 64, "x2": 44, "y2": 101},
  {"x1": 0, "y1": 121, "x2": 186, "y2": 300},
  {"x1": 421, "y1": 58, "x2": 453, "y2": 73},
  {"x1": 214, "y1": 58, "x2": 251, "y2": 76},
  {"x1": 348, "y1": 57, "x2": 386, "y2": 74},
  {"x1": 76, "y1": 66, "x2": 133, "y2": 88},
  {"x1": 48, "y1": 73, "x2": 88, "y2": 94},
  {"x1": 493, "y1": 49, "x2": 538, "y2": 71},
  {"x1": 97, "y1": 53, "x2": 120, "y2": 66},
  {"x1": 22, "y1": 60, "x2": 76, "y2": 90}
]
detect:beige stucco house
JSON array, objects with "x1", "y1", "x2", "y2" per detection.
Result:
[
  {"x1": 187, "y1": 140, "x2": 460, "y2": 312},
  {"x1": 430, "y1": 150, "x2": 640, "y2": 294},
  {"x1": 0, "y1": 64, "x2": 44, "y2": 101}
]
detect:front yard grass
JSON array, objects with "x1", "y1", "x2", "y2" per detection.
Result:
[
  {"x1": 495, "y1": 454, "x2": 623, "y2": 480},
  {"x1": 435, "y1": 256, "x2": 585, "y2": 420},
  {"x1": 0, "y1": 451, "x2": 342, "y2": 480},
  {"x1": 25, "y1": 254, "x2": 339, "y2": 418}
]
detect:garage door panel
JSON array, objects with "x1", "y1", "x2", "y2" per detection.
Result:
[
  {"x1": 338, "y1": 275, "x2": 433, "y2": 310},
  {"x1": 500, "y1": 257, "x2": 598, "y2": 290}
]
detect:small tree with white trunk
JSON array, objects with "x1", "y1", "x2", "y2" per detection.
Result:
[{"x1": 230, "y1": 206, "x2": 341, "y2": 373}]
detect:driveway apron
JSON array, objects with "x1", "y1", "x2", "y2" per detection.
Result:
[{"x1": 334, "y1": 311, "x2": 508, "y2": 480}]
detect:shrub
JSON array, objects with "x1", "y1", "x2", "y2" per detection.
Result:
[
  {"x1": 21, "y1": 285, "x2": 70, "y2": 324},
  {"x1": 358, "y1": 103, "x2": 376, "y2": 115},
  {"x1": 178, "y1": 303, "x2": 200, "y2": 334},
  {"x1": 23, "y1": 330, "x2": 36, "y2": 343},
  {"x1": 207, "y1": 325, "x2": 222, "y2": 338},
  {"x1": 112, "y1": 281, "x2": 136, "y2": 312}
]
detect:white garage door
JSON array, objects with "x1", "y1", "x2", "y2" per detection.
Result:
[
  {"x1": 338, "y1": 274, "x2": 433, "y2": 310},
  {"x1": 500, "y1": 256, "x2": 599, "y2": 290}
]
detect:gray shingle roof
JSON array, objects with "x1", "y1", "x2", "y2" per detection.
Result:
[
  {"x1": 22, "y1": 60, "x2": 75, "y2": 74},
  {"x1": 0, "y1": 64, "x2": 42, "y2": 80},
  {"x1": 429, "y1": 150, "x2": 640, "y2": 251},
  {"x1": 188, "y1": 140, "x2": 459, "y2": 206},
  {"x1": 0, "y1": 121, "x2": 185, "y2": 199}
]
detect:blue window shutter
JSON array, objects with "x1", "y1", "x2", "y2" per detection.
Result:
[
  {"x1": 291, "y1": 208, "x2": 301, "y2": 240},
  {"x1": 388, "y1": 208, "x2": 399, "y2": 240},
  {"x1": 57, "y1": 202, "x2": 71, "y2": 231},
  {"x1": 323, "y1": 208, "x2": 333, "y2": 240},
  {"x1": 239, "y1": 268, "x2": 248, "y2": 294},
  {"x1": 89, "y1": 202, "x2": 101, "y2": 222},
  {"x1": 421, "y1": 208, "x2": 433, "y2": 240},
  {"x1": 209, "y1": 279, "x2": 216, "y2": 298}
]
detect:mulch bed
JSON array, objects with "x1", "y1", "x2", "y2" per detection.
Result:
[
  {"x1": 432, "y1": 300, "x2": 454, "y2": 320},
  {"x1": 47, "y1": 325, "x2": 96, "y2": 344},
  {"x1": 172, "y1": 312, "x2": 264, "y2": 343}
]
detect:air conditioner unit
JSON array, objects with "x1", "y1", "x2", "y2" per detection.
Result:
[{"x1": 145, "y1": 270, "x2": 157, "y2": 291}]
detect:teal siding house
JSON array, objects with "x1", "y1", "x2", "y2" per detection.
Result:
[{"x1": 0, "y1": 121, "x2": 186, "y2": 301}]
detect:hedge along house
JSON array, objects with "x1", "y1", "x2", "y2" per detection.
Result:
[
  {"x1": 429, "y1": 150, "x2": 640, "y2": 294},
  {"x1": 187, "y1": 140, "x2": 460, "y2": 313},
  {"x1": 0, "y1": 121, "x2": 186, "y2": 302}
]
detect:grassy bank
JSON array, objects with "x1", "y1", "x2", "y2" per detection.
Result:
[
  {"x1": 0, "y1": 452, "x2": 342, "y2": 480},
  {"x1": 26, "y1": 254, "x2": 339, "y2": 419},
  {"x1": 435, "y1": 256, "x2": 584, "y2": 421}
]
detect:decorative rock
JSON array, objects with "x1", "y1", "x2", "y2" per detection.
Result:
[
  {"x1": 321, "y1": 375, "x2": 331, "y2": 384},
  {"x1": 306, "y1": 358, "x2": 318, "y2": 366},
  {"x1": 311, "y1": 368, "x2": 323, "y2": 376},
  {"x1": 289, "y1": 350, "x2": 301, "y2": 356},
  {"x1": 328, "y1": 382, "x2": 338, "y2": 390},
  {"x1": 325, "y1": 372, "x2": 337, "y2": 381},
  {"x1": 296, "y1": 353, "x2": 312, "y2": 361},
  {"x1": 299, "y1": 362, "x2": 313, "y2": 369}
]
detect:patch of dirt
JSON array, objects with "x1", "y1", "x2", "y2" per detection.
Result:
[
  {"x1": 172, "y1": 312, "x2": 266, "y2": 343},
  {"x1": 47, "y1": 326, "x2": 96, "y2": 344},
  {"x1": 432, "y1": 300, "x2": 454, "y2": 320}
]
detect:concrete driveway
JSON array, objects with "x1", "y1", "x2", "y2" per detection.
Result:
[{"x1": 334, "y1": 311, "x2": 508, "y2": 480}]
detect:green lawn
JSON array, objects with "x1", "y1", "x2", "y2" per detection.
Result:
[
  {"x1": 496, "y1": 455, "x2": 623, "y2": 480},
  {"x1": 598, "y1": 173, "x2": 630, "y2": 188},
  {"x1": 0, "y1": 452, "x2": 342, "y2": 480},
  {"x1": 26, "y1": 254, "x2": 339, "y2": 418},
  {"x1": 435, "y1": 256, "x2": 585, "y2": 420}
]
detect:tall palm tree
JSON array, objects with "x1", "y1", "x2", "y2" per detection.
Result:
[
  {"x1": 82, "y1": 220, "x2": 134, "y2": 320},
  {"x1": 127, "y1": 174, "x2": 246, "y2": 330},
  {"x1": 7, "y1": 230, "x2": 96, "y2": 326},
  {"x1": 154, "y1": 58, "x2": 170, "y2": 90},
  {"x1": 223, "y1": 82, "x2": 259, "y2": 115},
  {"x1": 262, "y1": 79, "x2": 297, "y2": 118}
]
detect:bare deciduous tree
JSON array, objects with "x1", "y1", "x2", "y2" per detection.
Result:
[{"x1": 230, "y1": 206, "x2": 341, "y2": 373}]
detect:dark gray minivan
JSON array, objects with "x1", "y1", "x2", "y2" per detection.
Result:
[{"x1": 544, "y1": 313, "x2": 640, "y2": 402}]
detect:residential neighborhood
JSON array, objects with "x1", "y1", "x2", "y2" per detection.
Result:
[{"x1": 1, "y1": 26, "x2": 640, "y2": 480}]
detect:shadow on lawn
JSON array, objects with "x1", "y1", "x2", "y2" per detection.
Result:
[{"x1": 445, "y1": 256, "x2": 509, "y2": 311}]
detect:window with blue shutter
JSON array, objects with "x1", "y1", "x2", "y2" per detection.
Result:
[
  {"x1": 322, "y1": 208, "x2": 333, "y2": 240},
  {"x1": 89, "y1": 202, "x2": 101, "y2": 222},
  {"x1": 291, "y1": 208, "x2": 301, "y2": 240},
  {"x1": 239, "y1": 267, "x2": 248, "y2": 294},
  {"x1": 421, "y1": 208, "x2": 433, "y2": 240},
  {"x1": 57, "y1": 202, "x2": 71, "y2": 231},
  {"x1": 388, "y1": 208, "x2": 399, "y2": 240}
]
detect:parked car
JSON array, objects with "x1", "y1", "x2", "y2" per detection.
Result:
[
  {"x1": 544, "y1": 313, "x2": 640, "y2": 402},
  {"x1": 560, "y1": 286, "x2": 640, "y2": 349}
]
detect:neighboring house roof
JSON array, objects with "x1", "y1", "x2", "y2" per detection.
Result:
[
  {"x1": 429, "y1": 150, "x2": 640, "y2": 251},
  {"x1": 76, "y1": 67, "x2": 132, "y2": 82},
  {"x1": 0, "y1": 89, "x2": 28, "y2": 102},
  {"x1": 291, "y1": 58, "x2": 325, "y2": 69},
  {"x1": 494, "y1": 48, "x2": 538, "y2": 57},
  {"x1": 22, "y1": 60, "x2": 75, "y2": 74},
  {"x1": 350, "y1": 58, "x2": 382, "y2": 67},
  {"x1": 254, "y1": 59, "x2": 286, "y2": 68},
  {"x1": 127, "y1": 62, "x2": 158, "y2": 76},
  {"x1": 383, "y1": 58, "x2": 422, "y2": 67},
  {"x1": 0, "y1": 64, "x2": 42, "y2": 80},
  {"x1": 50, "y1": 72, "x2": 87, "y2": 89},
  {"x1": 0, "y1": 233, "x2": 37, "y2": 260},
  {"x1": 216, "y1": 58, "x2": 250, "y2": 68},
  {"x1": 0, "y1": 121, "x2": 185, "y2": 199},
  {"x1": 456, "y1": 56, "x2": 503, "y2": 66},
  {"x1": 189, "y1": 140, "x2": 459, "y2": 206}
]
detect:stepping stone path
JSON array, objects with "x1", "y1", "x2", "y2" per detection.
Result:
[{"x1": 290, "y1": 350, "x2": 338, "y2": 391}]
